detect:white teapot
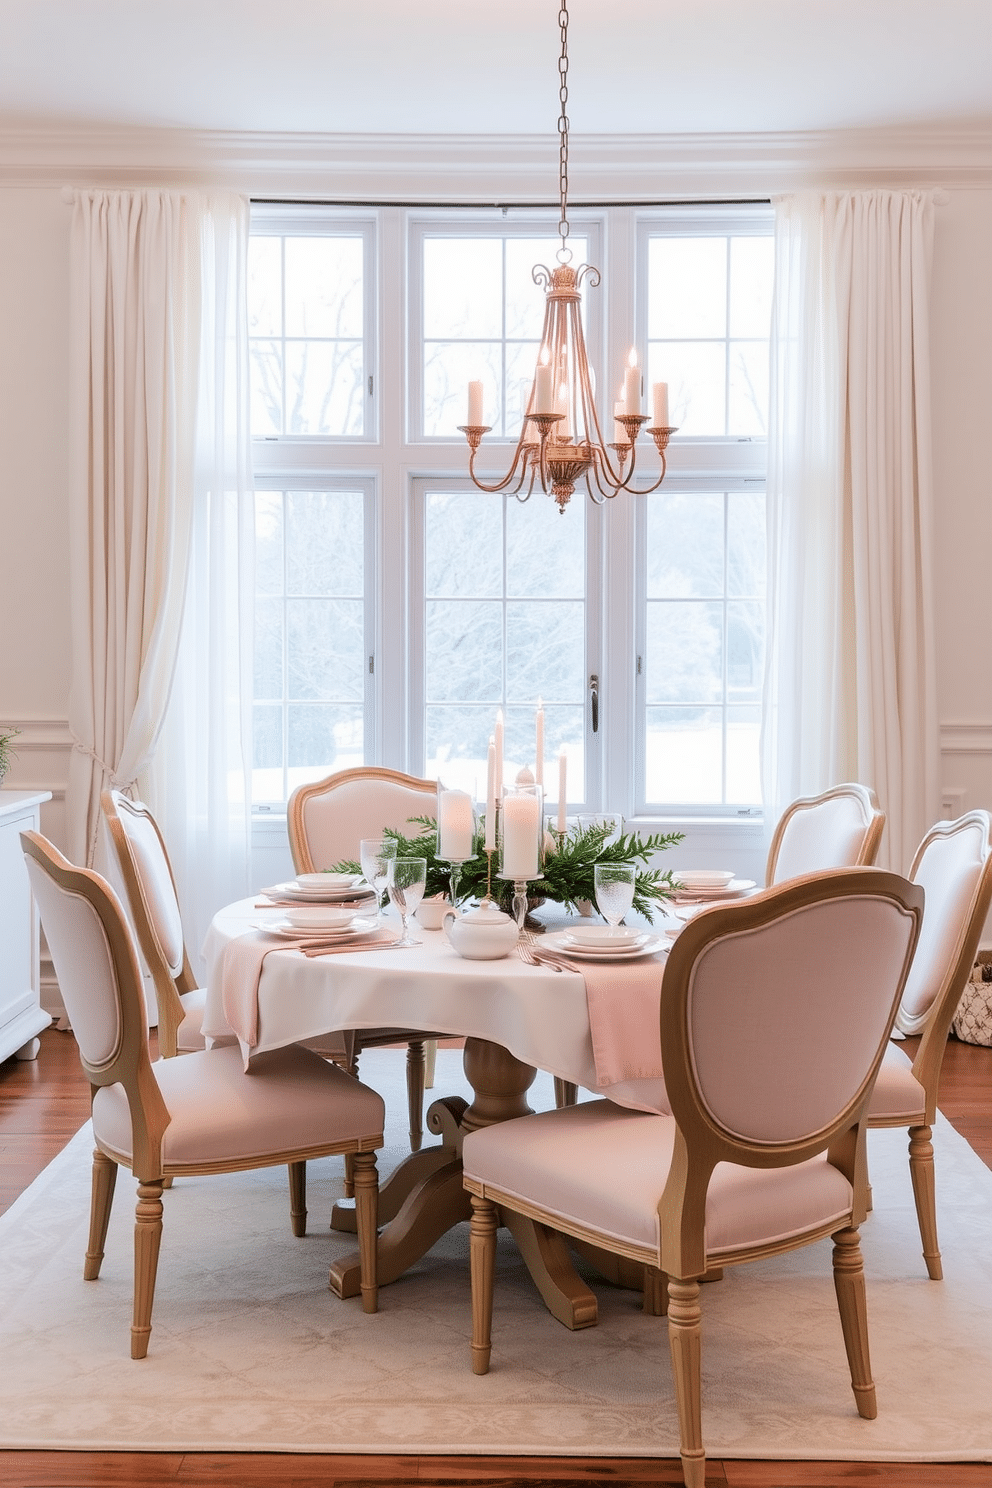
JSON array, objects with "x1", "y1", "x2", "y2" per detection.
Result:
[{"x1": 442, "y1": 902, "x2": 519, "y2": 961}]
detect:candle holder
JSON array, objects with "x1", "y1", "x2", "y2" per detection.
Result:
[
  {"x1": 437, "y1": 782, "x2": 477, "y2": 906},
  {"x1": 498, "y1": 781, "x2": 545, "y2": 929}
]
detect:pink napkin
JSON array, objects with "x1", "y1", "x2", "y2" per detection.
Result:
[
  {"x1": 578, "y1": 956, "x2": 666, "y2": 1088},
  {"x1": 220, "y1": 927, "x2": 398, "y2": 1050}
]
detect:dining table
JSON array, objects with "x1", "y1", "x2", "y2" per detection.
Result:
[{"x1": 201, "y1": 897, "x2": 674, "y2": 1330}]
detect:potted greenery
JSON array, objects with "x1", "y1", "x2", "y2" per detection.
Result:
[{"x1": 0, "y1": 727, "x2": 19, "y2": 786}]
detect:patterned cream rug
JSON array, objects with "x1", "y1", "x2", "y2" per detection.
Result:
[{"x1": 1, "y1": 1046, "x2": 991, "y2": 1460}]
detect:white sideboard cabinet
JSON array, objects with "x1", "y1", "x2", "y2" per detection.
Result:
[{"x1": 0, "y1": 790, "x2": 53, "y2": 1062}]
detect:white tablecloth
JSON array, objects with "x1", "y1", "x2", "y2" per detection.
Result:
[{"x1": 202, "y1": 900, "x2": 670, "y2": 1114}]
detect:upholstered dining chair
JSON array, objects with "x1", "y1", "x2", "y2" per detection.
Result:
[
  {"x1": 463, "y1": 868, "x2": 924, "y2": 1488},
  {"x1": 766, "y1": 782, "x2": 885, "y2": 885},
  {"x1": 867, "y1": 810, "x2": 992, "y2": 1280},
  {"x1": 287, "y1": 766, "x2": 444, "y2": 1152},
  {"x1": 21, "y1": 830, "x2": 384, "y2": 1359}
]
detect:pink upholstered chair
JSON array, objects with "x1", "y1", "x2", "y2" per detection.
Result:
[
  {"x1": 21, "y1": 830, "x2": 383, "y2": 1359},
  {"x1": 288, "y1": 766, "x2": 444, "y2": 1152},
  {"x1": 463, "y1": 868, "x2": 923, "y2": 1488},
  {"x1": 868, "y1": 810, "x2": 992, "y2": 1279},
  {"x1": 100, "y1": 790, "x2": 248, "y2": 1059},
  {"x1": 766, "y1": 783, "x2": 885, "y2": 885}
]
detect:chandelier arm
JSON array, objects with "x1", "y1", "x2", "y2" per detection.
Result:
[{"x1": 466, "y1": 436, "x2": 534, "y2": 495}]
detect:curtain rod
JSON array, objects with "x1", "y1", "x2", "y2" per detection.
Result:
[{"x1": 251, "y1": 197, "x2": 772, "y2": 210}]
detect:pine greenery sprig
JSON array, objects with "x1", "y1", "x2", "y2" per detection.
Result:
[
  {"x1": 331, "y1": 815, "x2": 683, "y2": 923},
  {"x1": 0, "y1": 727, "x2": 20, "y2": 783}
]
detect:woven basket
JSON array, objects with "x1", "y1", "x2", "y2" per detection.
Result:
[{"x1": 953, "y1": 968, "x2": 992, "y2": 1047}]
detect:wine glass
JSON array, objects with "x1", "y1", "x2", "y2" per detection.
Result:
[
  {"x1": 360, "y1": 837, "x2": 398, "y2": 925},
  {"x1": 593, "y1": 862, "x2": 636, "y2": 935},
  {"x1": 387, "y1": 856, "x2": 427, "y2": 947}
]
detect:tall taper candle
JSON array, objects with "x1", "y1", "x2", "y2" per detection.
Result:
[
  {"x1": 652, "y1": 381, "x2": 669, "y2": 428},
  {"x1": 468, "y1": 380, "x2": 484, "y2": 426},
  {"x1": 557, "y1": 750, "x2": 567, "y2": 834},
  {"x1": 494, "y1": 709, "x2": 504, "y2": 801},
  {"x1": 485, "y1": 737, "x2": 496, "y2": 851},
  {"x1": 535, "y1": 698, "x2": 544, "y2": 788},
  {"x1": 623, "y1": 352, "x2": 641, "y2": 414}
]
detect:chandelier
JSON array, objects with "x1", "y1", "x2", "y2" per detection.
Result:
[{"x1": 459, "y1": 1, "x2": 676, "y2": 514}]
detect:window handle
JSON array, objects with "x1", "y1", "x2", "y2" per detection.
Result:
[{"x1": 589, "y1": 672, "x2": 599, "y2": 734}]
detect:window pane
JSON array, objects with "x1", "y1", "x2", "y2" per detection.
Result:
[
  {"x1": 648, "y1": 238, "x2": 727, "y2": 339},
  {"x1": 284, "y1": 237, "x2": 363, "y2": 339},
  {"x1": 727, "y1": 492, "x2": 765, "y2": 599},
  {"x1": 646, "y1": 492, "x2": 723, "y2": 599},
  {"x1": 648, "y1": 341, "x2": 726, "y2": 436},
  {"x1": 729, "y1": 236, "x2": 774, "y2": 338},
  {"x1": 727, "y1": 600, "x2": 764, "y2": 704},
  {"x1": 287, "y1": 598, "x2": 364, "y2": 701},
  {"x1": 286, "y1": 490, "x2": 364, "y2": 597},
  {"x1": 425, "y1": 599, "x2": 504, "y2": 702},
  {"x1": 424, "y1": 239, "x2": 503, "y2": 339},
  {"x1": 426, "y1": 490, "x2": 503, "y2": 598},
  {"x1": 506, "y1": 492, "x2": 584, "y2": 598},
  {"x1": 254, "y1": 491, "x2": 283, "y2": 597},
  {"x1": 507, "y1": 601, "x2": 584, "y2": 701},
  {"x1": 728, "y1": 340, "x2": 769, "y2": 436},
  {"x1": 254, "y1": 597, "x2": 283, "y2": 701},
  {"x1": 645, "y1": 707, "x2": 723, "y2": 804},
  {"x1": 285, "y1": 340, "x2": 364, "y2": 436},
  {"x1": 427, "y1": 704, "x2": 499, "y2": 795},
  {"x1": 248, "y1": 236, "x2": 282, "y2": 339},
  {"x1": 249, "y1": 341, "x2": 283, "y2": 438},
  {"x1": 288, "y1": 704, "x2": 364, "y2": 775},
  {"x1": 646, "y1": 600, "x2": 724, "y2": 704},
  {"x1": 424, "y1": 340, "x2": 504, "y2": 439},
  {"x1": 726, "y1": 706, "x2": 762, "y2": 802}
]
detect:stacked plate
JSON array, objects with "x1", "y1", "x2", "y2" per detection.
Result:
[
  {"x1": 542, "y1": 926, "x2": 665, "y2": 962},
  {"x1": 264, "y1": 873, "x2": 375, "y2": 906},
  {"x1": 671, "y1": 870, "x2": 756, "y2": 904},
  {"x1": 257, "y1": 909, "x2": 382, "y2": 942}
]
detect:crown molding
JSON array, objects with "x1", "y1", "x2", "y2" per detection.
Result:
[{"x1": 0, "y1": 124, "x2": 990, "y2": 195}]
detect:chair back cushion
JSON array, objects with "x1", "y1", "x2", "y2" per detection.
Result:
[
  {"x1": 111, "y1": 800, "x2": 186, "y2": 978},
  {"x1": 294, "y1": 771, "x2": 436, "y2": 869},
  {"x1": 770, "y1": 790, "x2": 878, "y2": 884},
  {"x1": 897, "y1": 813, "x2": 992, "y2": 1033},
  {"x1": 669, "y1": 875, "x2": 921, "y2": 1148},
  {"x1": 25, "y1": 855, "x2": 125, "y2": 1069}
]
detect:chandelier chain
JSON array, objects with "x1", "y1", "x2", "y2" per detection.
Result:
[{"x1": 557, "y1": 1, "x2": 570, "y2": 255}]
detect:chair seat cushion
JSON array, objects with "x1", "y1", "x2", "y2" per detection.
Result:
[
  {"x1": 463, "y1": 1100, "x2": 854, "y2": 1265},
  {"x1": 93, "y1": 1044, "x2": 385, "y2": 1171},
  {"x1": 867, "y1": 1041, "x2": 926, "y2": 1122}
]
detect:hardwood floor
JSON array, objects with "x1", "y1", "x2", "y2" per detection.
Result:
[{"x1": 1, "y1": 1027, "x2": 991, "y2": 1488}]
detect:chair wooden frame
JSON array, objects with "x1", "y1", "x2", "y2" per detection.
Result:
[
  {"x1": 868, "y1": 810, "x2": 992, "y2": 1280},
  {"x1": 288, "y1": 766, "x2": 444, "y2": 1154},
  {"x1": 766, "y1": 782, "x2": 885, "y2": 885},
  {"x1": 465, "y1": 869, "x2": 924, "y2": 1488},
  {"x1": 21, "y1": 830, "x2": 383, "y2": 1359}
]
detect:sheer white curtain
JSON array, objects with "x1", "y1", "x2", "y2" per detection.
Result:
[
  {"x1": 762, "y1": 190, "x2": 940, "y2": 872},
  {"x1": 68, "y1": 190, "x2": 254, "y2": 965}
]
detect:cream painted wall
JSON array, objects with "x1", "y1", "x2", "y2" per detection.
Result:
[{"x1": 1, "y1": 175, "x2": 991, "y2": 868}]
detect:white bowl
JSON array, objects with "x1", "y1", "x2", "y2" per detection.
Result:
[
  {"x1": 676, "y1": 869, "x2": 736, "y2": 889},
  {"x1": 294, "y1": 872, "x2": 359, "y2": 892},
  {"x1": 283, "y1": 906, "x2": 356, "y2": 931},
  {"x1": 566, "y1": 924, "x2": 640, "y2": 947}
]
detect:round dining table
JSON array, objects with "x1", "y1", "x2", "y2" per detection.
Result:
[{"x1": 202, "y1": 898, "x2": 672, "y2": 1328}]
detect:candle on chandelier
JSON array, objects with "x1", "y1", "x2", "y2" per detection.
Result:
[
  {"x1": 557, "y1": 750, "x2": 567, "y2": 834},
  {"x1": 501, "y1": 792, "x2": 540, "y2": 880},
  {"x1": 652, "y1": 381, "x2": 669, "y2": 429},
  {"x1": 535, "y1": 699, "x2": 544, "y2": 788},
  {"x1": 494, "y1": 709, "x2": 504, "y2": 800},
  {"x1": 613, "y1": 399, "x2": 627, "y2": 445},
  {"x1": 485, "y1": 737, "x2": 497, "y2": 852},
  {"x1": 468, "y1": 380, "x2": 484, "y2": 427},
  {"x1": 438, "y1": 788, "x2": 475, "y2": 860},
  {"x1": 623, "y1": 351, "x2": 641, "y2": 415},
  {"x1": 534, "y1": 353, "x2": 553, "y2": 414}
]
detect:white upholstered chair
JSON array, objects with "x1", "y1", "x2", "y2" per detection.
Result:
[
  {"x1": 101, "y1": 790, "x2": 246, "y2": 1059},
  {"x1": 766, "y1": 783, "x2": 885, "y2": 885},
  {"x1": 463, "y1": 868, "x2": 924, "y2": 1488},
  {"x1": 288, "y1": 766, "x2": 444, "y2": 1151},
  {"x1": 21, "y1": 830, "x2": 383, "y2": 1359},
  {"x1": 867, "y1": 810, "x2": 992, "y2": 1279}
]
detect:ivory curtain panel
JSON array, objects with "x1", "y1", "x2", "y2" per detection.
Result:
[
  {"x1": 68, "y1": 191, "x2": 254, "y2": 960},
  {"x1": 762, "y1": 190, "x2": 940, "y2": 873}
]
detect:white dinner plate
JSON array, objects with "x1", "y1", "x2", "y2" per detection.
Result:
[
  {"x1": 282, "y1": 905, "x2": 358, "y2": 931},
  {"x1": 675, "y1": 869, "x2": 736, "y2": 890},
  {"x1": 295, "y1": 872, "x2": 361, "y2": 892},
  {"x1": 564, "y1": 924, "x2": 643, "y2": 949},
  {"x1": 543, "y1": 930, "x2": 666, "y2": 962},
  {"x1": 267, "y1": 879, "x2": 375, "y2": 904},
  {"x1": 256, "y1": 916, "x2": 380, "y2": 940},
  {"x1": 671, "y1": 878, "x2": 756, "y2": 902}
]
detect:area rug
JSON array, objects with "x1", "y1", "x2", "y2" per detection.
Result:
[{"x1": 1, "y1": 1047, "x2": 991, "y2": 1460}]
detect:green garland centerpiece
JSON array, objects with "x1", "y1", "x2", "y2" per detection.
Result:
[
  {"x1": 0, "y1": 727, "x2": 20, "y2": 785},
  {"x1": 333, "y1": 815, "x2": 684, "y2": 923}
]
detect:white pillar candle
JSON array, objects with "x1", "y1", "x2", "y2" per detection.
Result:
[
  {"x1": 535, "y1": 699, "x2": 544, "y2": 788},
  {"x1": 557, "y1": 751, "x2": 567, "y2": 834},
  {"x1": 468, "y1": 380, "x2": 484, "y2": 426},
  {"x1": 494, "y1": 709, "x2": 504, "y2": 801},
  {"x1": 439, "y1": 788, "x2": 475, "y2": 859},
  {"x1": 652, "y1": 381, "x2": 669, "y2": 428},
  {"x1": 534, "y1": 355, "x2": 553, "y2": 414},
  {"x1": 485, "y1": 737, "x2": 497, "y2": 851},
  {"x1": 502, "y1": 792, "x2": 540, "y2": 880},
  {"x1": 623, "y1": 353, "x2": 641, "y2": 415}
]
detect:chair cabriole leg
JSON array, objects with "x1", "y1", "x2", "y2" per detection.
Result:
[
  {"x1": 288, "y1": 1160, "x2": 307, "y2": 1237},
  {"x1": 908, "y1": 1123, "x2": 943, "y2": 1279},
  {"x1": 832, "y1": 1224, "x2": 877, "y2": 1419},
  {"x1": 131, "y1": 1177, "x2": 164, "y2": 1360},
  {"x1": 85, "y1": 1148, "x2": 118, "y2": 1281},
  {"x1": 667, "y1": 1276, "x2": 705, "y2": 1488},
  {"x1": 352, "y1": 1150, "x2": 379, "y2": 1314},
  {"x1": 470, "y1": 1194, "x2": 498, "y2": 1374}
]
